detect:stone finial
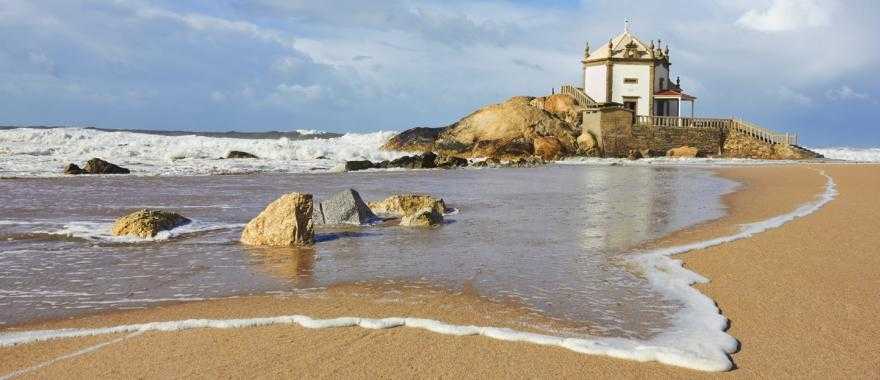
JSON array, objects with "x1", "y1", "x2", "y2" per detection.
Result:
[
  {"x1": 664, "y1": 44, "x2": 670, "y2": 56},
  {"x1": 676, "y1": 76, "x2": 681, "y2": 86},
  {"x1": 584, "y1": 41, "x2": 590, "y2": 58}
]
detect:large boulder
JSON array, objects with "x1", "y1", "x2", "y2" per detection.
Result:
[
  {"x1": 576, "y1": 131, "x2": 599, "y2": 156},
  {"x1": 667, "y1": 146, "x2": 700, "y2": 158},
  {"x1": 400, "y1": 207, "x2": 443, "y2": 227},
  {"x1": 368, "y1": 194, "x2": 446, "y2": 217},
  {"x1": 317, "y1": 189, "x2": 377, "y2": 225},
  {"x1": 83, "y1": 158, "x2": 130, "y2": 174},
  {"x1": 241, "y1": 193, "x2": 315, "y2": 247},
  {"x1": 533, "y1": 136, "x2": 563, "y2": 160},
  {"x1": 227, "y1": 151, "x2": 259, "y2": 159},
  {"x1": 112, "y1": 209, "x2": 190, "y2": 238}
]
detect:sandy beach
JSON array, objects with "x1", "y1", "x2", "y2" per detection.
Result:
[{"x1": 2, "y1": 163, "x2": 879, "y2": 378}]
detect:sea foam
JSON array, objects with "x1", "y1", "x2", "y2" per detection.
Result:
[
  {"x1": 0, "y1": 171, "x2": 837, "y2": 372},
  {"x1": 0, "y1": 127, "x2": 405, "y2": 177},
  {"x1": 810, "y1": 147, "x2": 880, "y2": 162}
]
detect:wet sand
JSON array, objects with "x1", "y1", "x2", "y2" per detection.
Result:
[{"x1": 2, "y1": 164, "x2": 879, "y2": 378}]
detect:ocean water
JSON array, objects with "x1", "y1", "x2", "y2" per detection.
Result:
[{"x1": 0, "y1": 166, "x2": 736, "y2": 336}]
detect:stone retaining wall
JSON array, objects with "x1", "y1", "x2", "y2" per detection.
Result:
[{"x1": 584, "y1": 107, "x2": 722, "y2": 157}]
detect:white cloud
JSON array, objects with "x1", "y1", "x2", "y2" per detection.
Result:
[
  {"x1": 737, "y1": 0, "x2": 833, "y2": 32},
  {"x1": 775, "y1": 86, "x2": 812, "y2": 106},
  {"x1": 825, "y1": 85, "x2": 871, "y2": 101},
  {"x1": 267, "y1": 84, "x2": 323, "y2": 105}
]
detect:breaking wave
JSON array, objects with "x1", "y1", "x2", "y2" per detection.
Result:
[
  {"x1": 0, "y1": 127, "x2": 405, "y2": 177},
  {"x1": 810, "y1": 147, "x2": 880, "y2": 162}
]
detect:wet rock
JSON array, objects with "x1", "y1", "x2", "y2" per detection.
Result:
[
  {"x1": 506, "y1": 156, "x2": 547, "y2": 167},
  {"x1": 82, "y1": 158, "x2": 130, "y2": 174},
  {"x1": 435, "y1": 156, "x2": 468, "y2": 168},
  {"x1": 640, "y1": 149, "x2": 653, "y2": 158},
  {"x1": 317, "y1": 189, "x2": 377, "y2": 225},
  {"x1": 472, "y1": 157, "x2": 503, "y2": 168},
  {"x1": 63, "y1": 163, "x2": 85, "y2": 175},
  {"x1": 227, "y1": 151, "x2": 259, "y2": 159},
  {"x1": 400, "y1": 207, "x2": 443, "y2": 227},
  {"x1": 627, "y1": 149, "x2": 643, "y2": 160},
  {"x1": 368, "y1": 194, "x2": 446, "y2": 217},
  {"x1": 344, "y1": 160, "x2": 375, "y2": 172},
  {"x1": 112, "y1": 209, "x2": 190, "y2": 238},
  {"x1": 666, "y1": 146, "x2": 699, "y2": 158},
  {"x1": 389, "y1": 152, "x2": 437, "y2": 169},
  {"x1": 241, "y1": 193, "x2": 315, "y2": 247}
]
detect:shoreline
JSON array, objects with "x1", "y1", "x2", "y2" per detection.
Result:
[{"x1": 2, "y1": 164, "x2": 878, "y2": 377}]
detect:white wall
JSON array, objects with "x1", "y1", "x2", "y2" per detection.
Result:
[
  {"x1": 584, "y1": 65, "x2": 607, "y2": 103},
  {"x1": 610, "y1": 63, "x2": 651, "y2": 116}
]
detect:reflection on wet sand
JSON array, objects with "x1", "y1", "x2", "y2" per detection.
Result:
[{"x1": 244, "y1": 246, "x2": 316, "y2": 286}]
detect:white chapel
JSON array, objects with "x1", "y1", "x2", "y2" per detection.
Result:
[{"x1": 581, "y1": 22, "x2": 696, "y2": 118}]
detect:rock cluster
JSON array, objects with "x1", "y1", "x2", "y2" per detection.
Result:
[
  {"x1": 344, "y1": 152, "x2": 469, "y2": 172},
  {"x1": 64, "y1": 158, "x2": 130, "y2": 175},
  {"x1": 112, "y1": 209, "x2": 190, "y2": 238},
  {"x1": 241, "y1": 193, "x2": 315, "y2": 247}
]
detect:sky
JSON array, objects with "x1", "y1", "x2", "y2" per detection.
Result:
[{"x1": 1, "y1": 0, "x2": 878, "y2": 147}]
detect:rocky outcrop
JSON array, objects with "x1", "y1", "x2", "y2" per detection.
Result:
[
  {"x1": 369, "y1": 194, "x2": 446, "y2": 217},
  {"x1": 227, "y1": 151, "x2": 258, "y2": 159},
  {"x1": 400, "y1": 207, "x2": 443, "y2": 227},
  {"x1": 667, "y1": 146, "x2": 700, "y2": 158},
  {"x1": 241, "y1": 193, "x2": 315, "y2": 247},
  {"x1": 83, "y1": 158, "x2": 130, "y2": 174},
  {"x1": 112, "y1": 209, "x2": 190, "y2": 238},
  {"x1": 384, "y1": 96, "x2": 581, "y2": 160},
  {"x1": 317, "y1": 189, "x2": 377, "y2": 225},
  {"x1": 64, "y1": 158, "x2": 130, "y2": 175},
  {"x1": 63, "y1": 163, "x2": 85, "y2": 175},
  {"x1": 722, "y1": 129, "x2": 823, "y2": 160},
  {"x1": 344, "y1": 153, "x2": 469, "y2": 172},
  {"x1": 383, "y1": 127, "x2": 446, "y2": 152}
]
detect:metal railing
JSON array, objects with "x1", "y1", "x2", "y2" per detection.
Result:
[
  {"x1": 559, "y1": 84, "x2": 597, "y2": 106},
  {"x1": 634, "y1": 116, "x2": 798, "y2": 146}
]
